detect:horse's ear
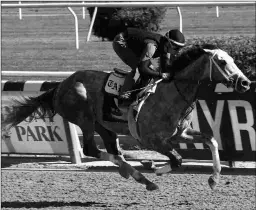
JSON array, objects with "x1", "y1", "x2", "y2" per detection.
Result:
[
  {"x1": 202, "y1": 44, "x2": 218, "y2": 50},
  {"x1": 203, "y1": 49, "x2": 212, "y2": 53}
]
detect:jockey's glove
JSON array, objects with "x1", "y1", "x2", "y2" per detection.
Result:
[{"x1": 161, "y1": 73, "x2": 171, "y2": 80}]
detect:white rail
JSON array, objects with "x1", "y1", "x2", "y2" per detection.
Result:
[
  {"x1": 9, "y1": 0, "x2": 249, "y2": 1},
  {"x1": 2, "y1": 71, "x2": 76, "y2": 77},
  {"x1": 2, "y1": 2, "x2": 255, "y2": 7},
  {"x1": 1, "y1": 71, "x2": 111, "y2": 77}
]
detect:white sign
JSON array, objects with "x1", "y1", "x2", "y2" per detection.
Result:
[
  {"x1": 2, "y1": 91, "x2": 70, "y2": 155},
  {"x1": 191, "y1": 100, "x2": 256, "y2": 151}
]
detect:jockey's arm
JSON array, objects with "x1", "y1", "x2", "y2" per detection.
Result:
[
  {"x1": 161, "y1": 53, "x2": 172, "y2": 72},
  {"x1": 138, "y1": 42, "x2": 162, "y2": 77},
  {"x1": 160, "y1": 40, "x2": 176, "y2": 73}
]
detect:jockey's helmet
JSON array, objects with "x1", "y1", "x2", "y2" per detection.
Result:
[{"x1": 165, "y1": 29, "x2": 185, "y2": 48}]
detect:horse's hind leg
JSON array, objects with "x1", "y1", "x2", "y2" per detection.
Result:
[
  {"x1": 95, "y1": 122, "x2": 122, "y2": 156},
  {"x1": 95, "y1": 121, "x2": 159, "y2": 191},
  {"x1": 95, "y1": 121, "x2": 130, "y2": 178},
  {"x1": 78, "y1": 109, "x2": 102, "y2": 159},
  {"x1": 171, "y1": 127, "x2": 221, "y2": 190}
]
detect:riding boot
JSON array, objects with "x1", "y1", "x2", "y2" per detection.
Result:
[
  {"x1": 103, "y1": 94, "x2": 123, "y2": 120},
  {"x1": 110, "y1": 97, "x2": 123, "y2": 117}
]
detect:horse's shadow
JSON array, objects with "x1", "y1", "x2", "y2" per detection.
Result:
[
  {"x1": 1, "y1": 201, "x2": 112, "y2": 209},
  {"x1": 1, "y1": 201, "x2": 139, "y2": 209}
]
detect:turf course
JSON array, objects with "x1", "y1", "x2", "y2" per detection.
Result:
[{"x1": 2, "y1": 6, "x2": 255, "y2": 80}]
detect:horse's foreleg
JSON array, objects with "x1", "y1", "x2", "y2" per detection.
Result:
[
  {"x1": 99, "y1": 152, "x2": 159, "y2": 191},
  {"x1": 172, "y1": 127, "x2": 221, "y2": 190},
  {"x1": 83, "y1": 128, "x2": 158, "y2": 190},
  {"x1": 153, "y1": 149, "x2": 182, "y2": 175}
]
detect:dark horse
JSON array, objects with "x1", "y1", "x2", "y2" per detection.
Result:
[{"x1": 2, "y1": 44, "x2": 251, "y2": 191}]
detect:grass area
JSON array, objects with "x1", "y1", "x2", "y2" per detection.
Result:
[{"x1": 1, "y1": 6, "x2": 255, "y2": 80}]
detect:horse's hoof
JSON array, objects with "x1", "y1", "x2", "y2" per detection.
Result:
[
  {"x1": 118, "y1": 164, "x2": 130, "y2": 179},
  {"x1": 154, "y1": 164, "x2": 172, "y2": 176},
  {"x1": 141, "y1": 160, "x2": 156, "y2": 170},
  {"x1": 208, "y1": 175, "x2": 219, "y2": 190},
  {"x1": 169, "y1": 149, "x2": 182, "y2": 168},
  {"x1": 146, "y1": 183, "x2": 159, "y2": 191}
]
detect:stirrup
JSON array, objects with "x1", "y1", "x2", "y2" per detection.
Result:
[{"x1": 110, "y1": 107, "x2": 123, "y2": 116}]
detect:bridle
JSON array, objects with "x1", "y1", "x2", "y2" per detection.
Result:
[
  {"x1": 173, "y1": 49, "x2": 241, "y2": 109},
  {"x1": 207, "y1": 49, "x2": 241, "y2": 90}
]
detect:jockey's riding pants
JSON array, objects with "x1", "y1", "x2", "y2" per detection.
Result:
[{"x1": 113, "y1": 33, "x2": 140, "y2": 94}]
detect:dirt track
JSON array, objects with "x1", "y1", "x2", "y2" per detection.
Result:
[
  {"x1": 1, "y1": 170, "x2": 255, "y2": 210},
  {"x1": 1, "y1": 154, "x2": 256, "y2": 210},
  {"x1": 1, "y1": 154, "x2": 255, "y2": 210}
]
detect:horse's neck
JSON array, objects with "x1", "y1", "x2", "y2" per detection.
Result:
[
  {"x1": 175, "y1": 54, "x2": 208, "y2": 81},
  {"x1": 147, "y1": 55, "x2": 209, "y2": 133},
  {"x1": 171, "y1": 55, "x2": 209, "y2": 103},
  {"x1": 159, "y1": 55, "x2": 209, "y2": 109}
]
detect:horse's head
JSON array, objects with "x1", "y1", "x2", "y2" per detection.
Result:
[{"x1": 204, "y1": 48, "x2": 251, "y2": 93}]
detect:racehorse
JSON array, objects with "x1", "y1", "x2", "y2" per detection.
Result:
[{"x1": 2, "y1": 44, "x2": 251, "y2": 191}]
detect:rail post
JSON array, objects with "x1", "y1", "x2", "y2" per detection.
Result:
[
  {"x1": 87, "y1": 7, "x2": 98, "y2": 42},
  {"x1": 19, "y1": 1, "x2": 22, "y2": 20},
  {"x1": 67, "y1": 7, "x2": 79, "y2": 49},
  {"x1": 216, "y1": 6, "x2": 219, "y2": 17},
  {"x1": 63, "y1": 120, "x2": 82, "y2": 164},
  {"x1": 82, "y1": 1, "x2": 86, "y2": 19},
  {"x1": 176, "y1": 6, "x2": 183, "y2": 32}
]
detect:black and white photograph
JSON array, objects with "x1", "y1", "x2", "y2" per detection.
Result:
[{"x1": 1, "y1": 0, "x2": 256, "y2": 209}]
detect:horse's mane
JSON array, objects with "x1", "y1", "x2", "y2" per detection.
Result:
[{"x1": 168, "y1": 44, "x2": 219, "y2": 73}]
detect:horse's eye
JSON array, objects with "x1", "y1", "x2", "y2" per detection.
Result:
[{"x1": 219, "y1": 60, "x2": 227, "y2": 66}]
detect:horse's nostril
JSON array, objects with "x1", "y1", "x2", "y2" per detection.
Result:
[{"x1": 241, "y1": 80, "x2": 250, "y2": 87}]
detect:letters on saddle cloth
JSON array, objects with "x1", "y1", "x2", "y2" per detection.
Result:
[
  {"x1": 104, "y1": 70, "x2": 126, "y2": 96},
  {"x1": 128, "y1": 79, "x2": 160, "y2": 141}
]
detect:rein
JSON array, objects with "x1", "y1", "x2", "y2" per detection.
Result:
[
  {"x1": 124, "y1": 50, "x2": 248, "y2": 98},
  {"x1": 123, "y1": 79, "x2": 163, "y2": 94},
  {"x1": 173, "y1": 80, "x2": 199, "y2": 128}
]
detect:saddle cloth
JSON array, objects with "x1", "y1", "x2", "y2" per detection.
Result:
[{"x1": 104, "y1": 70, "x2": 126, "y2": 96}]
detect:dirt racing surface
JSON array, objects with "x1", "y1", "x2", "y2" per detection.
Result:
[
  {"x1": 2, "y1": 170, "x2": 255, "y2": 210},
  {"x1": 1, "y1": 153, "x2": 256, "y2": 210}
]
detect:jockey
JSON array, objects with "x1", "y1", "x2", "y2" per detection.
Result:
[{"x1": 113, "y1": 27, "x2": 186, "y2": 101}]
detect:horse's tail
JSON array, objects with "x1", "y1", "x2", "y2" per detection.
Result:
[{"x1": 2, "y1": 87, "x2": 57, "y2": 129}]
